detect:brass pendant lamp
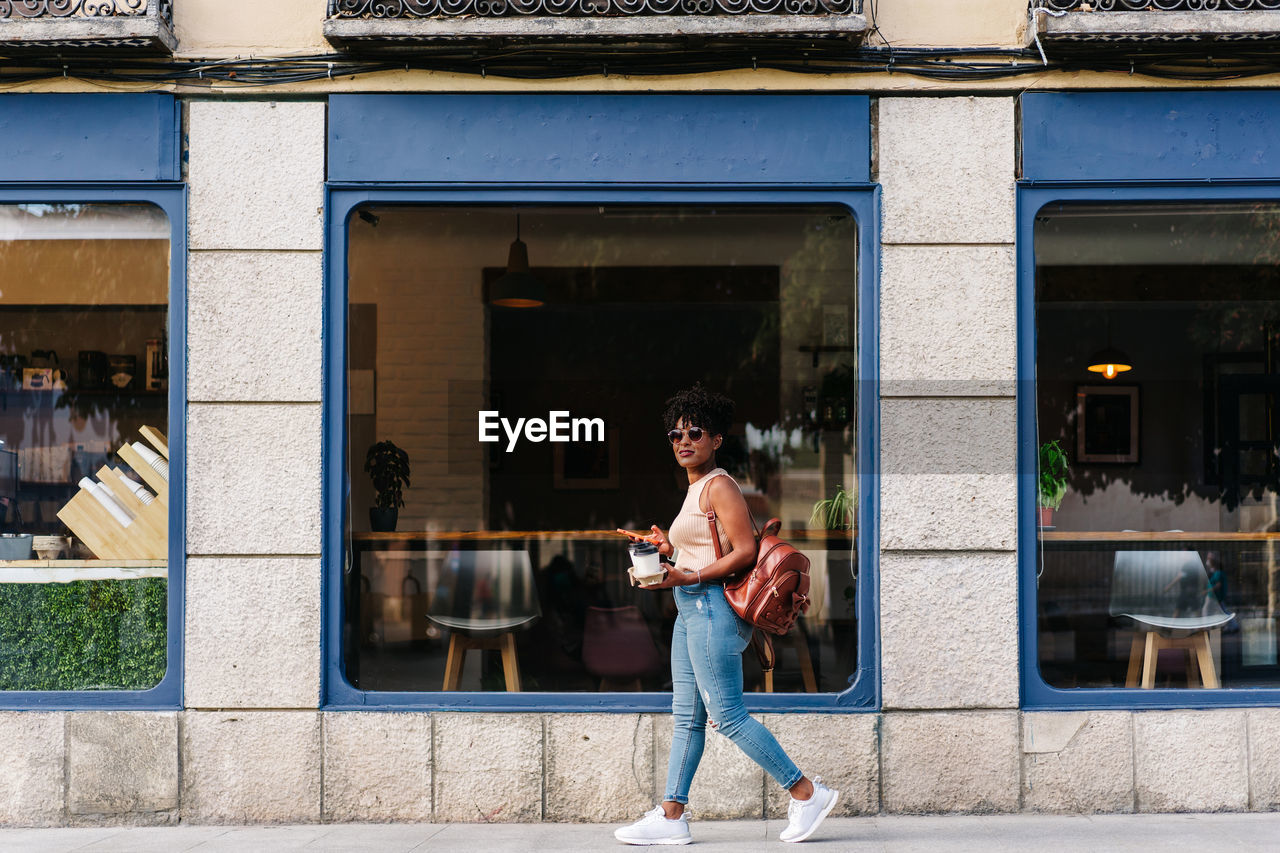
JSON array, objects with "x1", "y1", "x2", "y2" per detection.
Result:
[
  {"x1": 1087, "y1": 313, "x2": 1132, "y2": 379},
  {"x1": 1086, "y1": 346, "x2": 1133, "y2": 380}
]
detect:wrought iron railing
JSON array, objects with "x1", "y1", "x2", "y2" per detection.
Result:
[
  {"x1": 328, "y1": 0, "x2": 857, "y2": 16},
  {"x1": 1039, "y1": 1, "x2": 1280, "y2": 9},
  {"x1": 0, "y1": 0, "x2": 172, "y2": 21}
]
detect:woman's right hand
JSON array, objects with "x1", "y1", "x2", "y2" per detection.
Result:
[
  {"x1": 617, "y1": 525, "x2": 673, "y2": 558},
  {"x1": 647, "y1": 525, "x2": 673, "y2": 558}
]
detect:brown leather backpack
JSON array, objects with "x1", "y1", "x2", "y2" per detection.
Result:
[
  {"x1": 708, "y1": 512, "x2": 812, "y2": 634},
  {"x1": 703, "y1": 480, "x2": 812, "y2": 671}
]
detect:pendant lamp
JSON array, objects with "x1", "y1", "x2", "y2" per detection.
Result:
[
  {"x1": 490, "y1": 215, "x2": 545, "y2": 308},
  {"x1": 1086, "y1": 346, "x2": 1133, "y2": 380}
]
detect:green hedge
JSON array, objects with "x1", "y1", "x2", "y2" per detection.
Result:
[{"x1": 0, "y1": 579, "x2": 166, "y2": 691}]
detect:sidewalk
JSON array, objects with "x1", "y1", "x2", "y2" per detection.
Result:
[{"x1": 2, "y1": 814, "x2": 1279, "y2": 852}]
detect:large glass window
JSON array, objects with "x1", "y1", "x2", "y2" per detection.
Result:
[
  {"x1": 0, "y1": 203, "x2": 170, "y2": 692},
  {"x1": 342, "y1": 205, "x2": 858, "y2": 695},
  {"x1": 1035, "y1": 201, "x2": 1280, "y2": 691}
]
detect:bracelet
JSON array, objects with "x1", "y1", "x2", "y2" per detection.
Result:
[{"x1": 696, "y1": 568, "x2": 703, "y2": 584}]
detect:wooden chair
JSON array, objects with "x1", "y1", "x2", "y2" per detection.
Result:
[
  {"x1": 1110, "y1": 550, "x2": 1233, "y2": 689},
  {"x1": 428, "y1": 549, "x2": 539, "y2": 692}
]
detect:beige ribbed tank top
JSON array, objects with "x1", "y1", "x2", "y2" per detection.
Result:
[{"x1": 668, "y1": 468, "x2": 734, "y2": 573}]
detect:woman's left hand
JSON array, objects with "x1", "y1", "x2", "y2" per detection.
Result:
[{"x1": 638, "y1": 566, "x2": 698, "y2": 590}]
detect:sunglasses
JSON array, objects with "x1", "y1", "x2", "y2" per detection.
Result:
[{"x1": 667, "y1": 427, "x2": 708, "y2": 444}]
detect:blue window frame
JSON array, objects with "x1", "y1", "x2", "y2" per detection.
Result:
[
  {"x1": 321, "y1": 95, "x2": 880, "y2": 712},
  {"x1": 1020, "y1": 91, "x2": 1280, "y2": 709},
  {"x1": 0, "y1": 95, "x2": 185, "y2": 710}
]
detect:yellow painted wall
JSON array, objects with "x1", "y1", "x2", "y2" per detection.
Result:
[
  {"x1": 873, "y1": 0, "x2": 1027, "y2": 48},
  {"x1": 173, "y1": 0, "x2": 1027, "y2": 56},
  {"x1": 174, "y1": 0, "x2": 328, "y2": 57}
]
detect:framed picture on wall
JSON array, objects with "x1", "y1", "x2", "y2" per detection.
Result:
[
  {"x1": 1076, "y1": 385, "x2": 1139, "y2": 464},
  {"x1": 553, "y1": 427, "x2": 619, "y2": 490}
]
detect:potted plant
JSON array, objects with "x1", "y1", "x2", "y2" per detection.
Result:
[
  {"x1": 809, "y1": 484, "x2": 855, "y2": 539},
  {"x1": 365, "y1": 440, "x2": 410, "y2": 532},
  {"x1": 1037, "y1": 440, "x2": 1069, "y2": 529}
]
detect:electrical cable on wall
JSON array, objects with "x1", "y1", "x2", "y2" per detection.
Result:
[{"x1": 2, "y1": 43, "x2": 1280, "y2": 84}]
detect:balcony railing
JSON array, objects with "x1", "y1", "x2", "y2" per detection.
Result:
[
  {"x1": 0, "y1": 0, "x2": 175, "y2": 52},
  {"x1": 330, "y1": 0, "x2": 855, "y2": 15},
  {"x1": 1041, "y1": 1, "x2": 1280, "y2": 8},
  {"x1": 325, "y1": 0, "x2": 868, "y2": 51},
  {"x1": 1034, "y1": 0, "x2": 1280, "y2": 43}
]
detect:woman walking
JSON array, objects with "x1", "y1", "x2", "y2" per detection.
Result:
[{"x1": 615, "y1": 384, "x2": 837, "y2": 846}]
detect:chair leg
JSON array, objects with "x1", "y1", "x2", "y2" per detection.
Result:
[
  {"x1": 1186, "y1": 644, "x2": 1200, "y2": 688},
  {"x1": 763, "y1": 669, "x2": 774, "y2": 693},
  {"x1": 1194, "y1": 631, "x2": 1219, "y2": 689},
  {"x1": 499, "y1": 632, "x2": 521, "y2": 692},
  {"x1": 600, "y1": 677, "x2": 643, "y2": 692},
  {"x1": 793, "y1": 632, "x2": 818, "y2": 694},
  {"x1": 1141, "y1": 631, "x2": 1159, "y2": 689},
  {"x1": 443, "y1": 633, "x2": 465, "y2": 691},
  {"x1": 1125, "y1": 634, "x2": 1144, "y2": 688}
]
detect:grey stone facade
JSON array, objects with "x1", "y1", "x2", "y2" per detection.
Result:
[
  {"x1": 1, "y1": 95, "x2": 1276, "y2": 827},
  {"x1": 3, "y1": 708, "x2": 1278, "y2": 824}
]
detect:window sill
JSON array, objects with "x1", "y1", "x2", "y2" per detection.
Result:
[{"x1": 1036, "y1": 9, "x2": 1280, "y2": 44}]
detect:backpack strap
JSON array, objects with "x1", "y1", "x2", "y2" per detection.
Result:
[
  {"x1": 700, "y1": 471, "x2": 731, "y2": 560},
  {"x1": 700, "y1": 474, "x2": 773, "y2": 674},
  {"x1": 752, "y1": 631, "x2": 776, "y2": 673},
  {"x1": 701, "y1": 472, "x2": 760, "y2": 560}
]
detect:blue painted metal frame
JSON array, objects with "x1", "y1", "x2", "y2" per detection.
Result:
[
  {"x1": 0, "y1": 183, "x2": 186, "y2": 710},
  {"x1": 1022, "y1": 91, "x2": 1280, "y2": 184},
  {"x1": 329, "y1": 94, "x2": 871, "y2": 186},
  {"x1": 1019, "y1": 181, "x2": 1280, "y2": 710},
  {"x1": 0, "y1": 94, "x2": 181, "y2": 183},
  {"x1": 323, "y1": 185, "x2": 880, "y2": 712}
]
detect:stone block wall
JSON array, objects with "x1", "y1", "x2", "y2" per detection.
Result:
[
  {"x1": 4, "y1": 708, "x2": 1280, "y2": 824},
  {"x1": 184, "y1": 100, "x2": 325, "y2": 717},
  {"x1": 1, "y1": 95, "x2": 1277, "y2": 827}
]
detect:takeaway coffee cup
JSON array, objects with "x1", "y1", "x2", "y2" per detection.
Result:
[{"x1": 628, "y1": 541, "x2": 664, "y2": 586}]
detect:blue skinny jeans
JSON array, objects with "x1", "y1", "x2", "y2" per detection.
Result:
[{"x1": 663, "y1": 581, "x2": 803, "y2": 805}]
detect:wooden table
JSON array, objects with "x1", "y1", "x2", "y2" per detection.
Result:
[{"x1": 352, "y1": 529, "x2": 852, "y2": 544}]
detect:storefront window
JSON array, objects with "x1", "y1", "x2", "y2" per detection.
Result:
[
  {"x1": 1035, "y1": 201, "x2": 1280, "y2": 691},
  {"x1": 343, "y1": 205, "x2": 858, "y2": 694},
  {"x1": 0, "y1": 203, "x2": 170, "y2": 691}
]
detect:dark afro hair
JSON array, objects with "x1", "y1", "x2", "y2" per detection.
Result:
[{"x1": 663, "y1": 383, "x2": 735, "y2": 438}]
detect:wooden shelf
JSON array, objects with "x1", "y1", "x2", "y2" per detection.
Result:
[
  {"x1": 1041, "y1": 531, "x2": 1280, "y2": 542},
  {"x1": 0, "y1": 389, "x2": 165, "y2": 397},
  {"x1": 0, "y1": 560, "x2": 166, "y2": 583}
]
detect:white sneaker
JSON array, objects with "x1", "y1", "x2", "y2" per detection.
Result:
[
  {"x1": 613, "y1": 806, "x2": 693, "y2": 846},
  {"x1": 779, "y1": 777, "x2": 838, "y2": 843}
]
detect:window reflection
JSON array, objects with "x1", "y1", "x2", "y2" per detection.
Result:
[
  {"x1": 0, "y1": 203, "x2": 170, "y2": 691},
  {"x1": 344, "y1": 205, "x2": 858, "y2": 694},
  {"x1": 1036, "y1": 202, "x2": 1280, "y2": 690}
]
